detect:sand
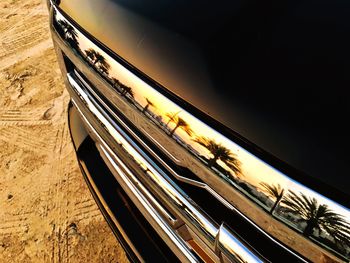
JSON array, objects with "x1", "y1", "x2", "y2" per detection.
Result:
[{"x1": 0, "y1": 0, "x2": 128, "y2": 262}]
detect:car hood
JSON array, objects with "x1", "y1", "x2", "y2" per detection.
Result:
[{"x1": 57, "y1": 0, "x2": 350, "y2": 195}]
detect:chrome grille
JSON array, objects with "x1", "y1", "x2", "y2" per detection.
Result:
[{"x1": 68, "y1": 70, "x2": 265, "y2": 262}]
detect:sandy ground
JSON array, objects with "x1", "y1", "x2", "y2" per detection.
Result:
[{"x1": 0, "y1": 0, "x2": 128, "y2": 262}]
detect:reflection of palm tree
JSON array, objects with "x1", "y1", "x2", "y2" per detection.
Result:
[
  {"x1": 282, "y1": 191, "x2": 350, "y2": 245},
  {"x1": 84, "y1": 48, "x2": 111, "y2": 75},
  {"x1": 169, "y1": 117, "x2": 192, "y2": 137},
  {"x1": 58, "y1": 20, "x2": 79, "y2": 50},
  {"x1": 85, "y1": 48, "x2": 96, "y2": 61},
  {"x1": 142, "y1": 98, "x2": 155, "y2": 113},
  {"x1": 98, "y1": 64, "x2": 109, "y2": 75},
  {"x1": 111, "y1": 77, "x2": 121, "y2": 91},
  {"x1": 110, "y1": 78, "x2": 134, "y2": 99},
  {"x1": 260, "y1": 182, "x2": 284, "y2": 214},
  {"x1": 165, "y1": 111, "x2": 181, "y2": 126},
  {"x1": 121, "y1": 85, "x2": 134, "y2": 98},
  {"x1": 193, "y1": 136, "x2": 241, "y2": 175}
]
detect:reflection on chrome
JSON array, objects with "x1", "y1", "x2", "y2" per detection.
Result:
[
  {"x1": 54, "y1": 6, "x2": 350, "y2": 262},
  {"x1": 216, "y1": 223, "x2": 263, "y2": 263},
  {"x1": 68, "y1": 73, "x2": 264, "y2": 262}
]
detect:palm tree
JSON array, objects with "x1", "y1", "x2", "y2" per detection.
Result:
[
  {"x1": 259, "y1": 182, "x2": 284, "y2": 214},
  {"x1": 85, "y1": 48, "x2": 96, "y2": 61},
  {"x1": 111, "y1": 77, "x2": 120, "y2": 90},
  {"x1": 121, "y1": 85, "x2": 134, "y2": 98},
  {"x1": 58, "y1": 20, "x2": 79, "y2": 50},
  {"x1": 94, "y1": 52, "x2": 108, "y2": 68},
  {"x1": 165, "y1": 111, "x2": 181, "y2": 126},
  {"x1": 84, "y1": 48, "x2": 111, "y2": 75},
  {"x1": 193, "y1": 136, "x2": 241, "y2": 175},
  {"x1": 282, "y1": 191, "x2": 350, "y2": 246},
  {"x1": 169, "y1": 117, "x2": 192, "y2": 137},
  {"x1": 98, "y1": 63, "x2": 110, "y2": 75},
  {"x1": 142, "y1": 98, "x2": 155, "y2": 113},
  {"x1": 59, "y1": 20, "x2": 77, "y2": 40}
]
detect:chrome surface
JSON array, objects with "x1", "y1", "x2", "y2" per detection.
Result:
[
  {"x1": 74, "y1": 139, "x2": 143, "y2": 262},
  {"x1": 68, "y1": 73, "x2": 263, "y2": 262},
  {"x1": 70, "y1": 69, "x2": 303, "y2": 262},
  {"x1": 70, "y1": 95, "x2": 197, "y2": 263},
  {"x1": 53, "y1": 5, "x2": 350, "y2": 262},
  {"x1": 69, "y1": 71, "x2": 219, "y2": 246},
  {"x1": 216, "y1": 223, "x2": 261, "y2": 263}
]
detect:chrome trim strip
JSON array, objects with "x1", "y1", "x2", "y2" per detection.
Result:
[
  {"x1": 68, "y1": 73, "x2": 265, "y2": 262},
  {"x1": 216, "y1": 223, "x2": 262, "y2": 263},
  {"x1": 205, "y1": 187, "x2": 234, "y2": 211}
]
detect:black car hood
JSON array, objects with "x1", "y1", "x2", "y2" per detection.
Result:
[{"x1": 58, "y1": 0, "x2": 350, "y2": 195}]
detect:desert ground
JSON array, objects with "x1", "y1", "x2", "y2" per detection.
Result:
[{"x1": 0, "y1": 0, "x2": 128, "y2": 262}]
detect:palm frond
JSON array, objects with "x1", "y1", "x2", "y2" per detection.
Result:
[
  {"x1": 192, "y1": 136, "x2": 241, "y2": 174},
  {"x1": 281, "y1": 190, "x2": 350, "y2": 246},
  {"x1": 260, "y1": 183, "x2": 283, "y2": 199}
]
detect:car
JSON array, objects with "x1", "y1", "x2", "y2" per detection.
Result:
[{"x1": 48, "y1": 0, "x2": 350, "y2": 262}]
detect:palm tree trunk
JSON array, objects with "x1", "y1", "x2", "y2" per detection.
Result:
[
  {"x1": 169, "y1": 124, "x2": 180, "y2": 136},
  {"x1": 142, "y1": 103, "x2": 150, "y2": 113},
  {"x1": 208, "y1": 155, "x2": 219, "y2": 168},
  {"x1": 269, "y1": 191, "x2": 284, "y2": 215},
  {"x1": 303, "y1": 221, "x2": 315, "y2": 237}
]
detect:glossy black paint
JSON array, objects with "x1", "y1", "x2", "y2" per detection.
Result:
[{"x1": 57, "y1": 0, "x2": 350, "y2": 195}]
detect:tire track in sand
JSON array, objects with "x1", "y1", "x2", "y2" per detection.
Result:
[
  {"x1": 0, "y1": 1, "x2": 128, "y2": 262},
  {"x1": 0, "y1": 39, "x2": 53, "y2": 71}
]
